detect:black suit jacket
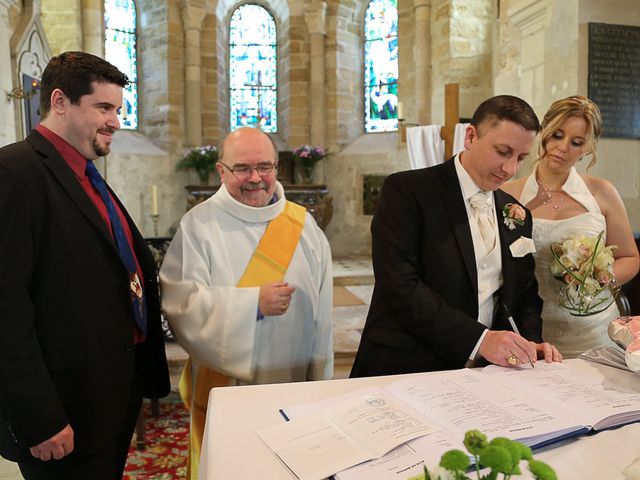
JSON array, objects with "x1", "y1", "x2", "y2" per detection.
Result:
[
  {"x1": 351, "y1": 159, "x2": 543, "y2": 377},
  {"x1": 0, "y1": 130, "x2": 170, "y2": 461}
]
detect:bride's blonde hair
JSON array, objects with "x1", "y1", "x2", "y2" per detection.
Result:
[{"x1": 536, "y1": 96, "x2": 603, "y2": 170}]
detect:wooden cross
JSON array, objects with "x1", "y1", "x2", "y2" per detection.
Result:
[{"x1": 440, "y1": 83, "x2": 459, "y2": 160}]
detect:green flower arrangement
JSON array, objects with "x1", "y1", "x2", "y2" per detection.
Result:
[
  {"x1": 176, "y1": 144, "x2": 219, "y2": 185},
  {"x1": 408, "y1": 430, "x2": 557, "y2": 480}
]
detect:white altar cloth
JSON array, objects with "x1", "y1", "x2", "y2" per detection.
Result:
[{"x1": 199, "y1": 359, "x2": 640, "y2": 480}]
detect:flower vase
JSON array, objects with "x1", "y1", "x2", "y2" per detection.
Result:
[
  {"x1": 558, "y1": 282, "x2": 617, "y2": 316},
  {"x1": 300, "y1": 165, "x2": 314, "y2": 185},
  {"x1": 197, "y1": 172, "x2": 210, "y2": 185}
]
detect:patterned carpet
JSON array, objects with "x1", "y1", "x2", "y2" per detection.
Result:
[{"x1": 123, "y1": 395, "x2": 189, "y2": 479}]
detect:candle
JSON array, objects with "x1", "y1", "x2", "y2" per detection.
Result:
[
  {"x1": 397, "y1": 101, "x2": 404, "y2": 120},
  {"x1": 151, "y1": 185, "x2": 159, "y2": 216}
]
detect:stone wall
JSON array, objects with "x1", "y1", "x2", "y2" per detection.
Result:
[
  {"x1": 578, "y1": 0, "x2": 640, "y2": 230},
  {"x1": 326, "y1": 0, "x2": 499, "y2": 256},
  {"x1": 105, "y1": 0, "x2": 187, "y2": 237},
  {"x1": 431, "y1": 0, "x2": 496, "y2": 122},
  {"x1": 496, "y1": 0, "x2": 640, "y2": 232},
  {"x1": 3, "y1": 0, "x2": 638, "y2": 247},
  {"x1": 40, "y1": 0, "x2": 82, "y2": 52}
]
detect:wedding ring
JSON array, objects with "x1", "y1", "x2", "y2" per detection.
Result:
[
  {"x1": 507, "y1": 354, "x2": 518, "y2": 366},
  {"x1": 281, "y1": 303, "x2": 288, "y2": 312}
]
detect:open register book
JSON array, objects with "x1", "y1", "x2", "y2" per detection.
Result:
[{"x1": 256, "y1": 362, "x2": 640, "y2": 480}]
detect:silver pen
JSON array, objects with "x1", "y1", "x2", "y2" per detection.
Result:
[{"x1": 503, "y1": 303, "x2": 535, "y2": 368}]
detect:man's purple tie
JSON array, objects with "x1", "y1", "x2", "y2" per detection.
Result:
[{"x1": 85, "y1": 160, "x2": 147, "y2": 336}]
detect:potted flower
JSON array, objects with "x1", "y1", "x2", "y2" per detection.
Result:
[
  {"x1": 291, "y1": 145, "x2": 328, "y2": 184},
  {"x1": 410, "y1": 430, "x2": 557, "y2": 480},
  {"x1": 176, "y1": 144, "x2": 219, "y2": 185}
]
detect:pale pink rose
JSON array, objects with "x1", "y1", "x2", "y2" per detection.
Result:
[
  {"x1": 507, "y1": 203, "x2": 526, "y2": 221},
  {"x1": 596, "y1": 269, "x2": 611, "y2": 285}
]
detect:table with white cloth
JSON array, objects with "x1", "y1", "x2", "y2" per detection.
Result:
[{"x1": 199, "y1": 359, "x2": 640, "y2": 480}]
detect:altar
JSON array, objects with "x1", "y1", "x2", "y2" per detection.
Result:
[{"x1": 198, "y1": 359, "x2": 640, "y2": 480}]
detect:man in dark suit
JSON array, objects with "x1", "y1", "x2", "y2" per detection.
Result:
[
  {"x1": 351, "y1": 95, "x2": 562, "y2": 378},
  {"x1": 0, "y1": 51, "x2": 170, "y2": 479}
]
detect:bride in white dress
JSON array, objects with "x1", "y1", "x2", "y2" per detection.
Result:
[{"x1": 503, "y1": 96, "x2": 639, "y2": 358}]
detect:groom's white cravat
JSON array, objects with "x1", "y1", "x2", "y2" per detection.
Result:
[
  {"x1": 454, "y1": 155, "x2": 504, "y2": 364},
  {"x1": 469, "y1": 191, "x2": 496, "y2": 253}
]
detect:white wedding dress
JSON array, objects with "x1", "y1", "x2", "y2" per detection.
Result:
[{"x1": 520, "y1": 167, "x2": 619, "y2": 358}]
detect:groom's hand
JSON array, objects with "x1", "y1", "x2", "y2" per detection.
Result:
[
  {"x1": 479, "y1": 330, "x2": 537, "y2": 367},
  {"x1": 534, "y1": 341, "x2": 563, "y2": 363}
]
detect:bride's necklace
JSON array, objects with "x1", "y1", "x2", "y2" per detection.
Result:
[{"x1": 536, "y1": 178, "x2": 566, "y2": 213}]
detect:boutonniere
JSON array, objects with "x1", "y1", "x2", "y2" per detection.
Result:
[{"x1": 502, "y1": 203, "x2": 526, "y2": 230}]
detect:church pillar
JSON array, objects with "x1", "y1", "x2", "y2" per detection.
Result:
[
  {"x1": 413, "y1": 0, "x2": 431, "y2": 125},
  {"x1": 506, "y1": 0, "x2": 551, "y2": 115},
  {"x1": 181, "y1": 4, "x2": 205, "y2": 147},
  {"x1": 304, "y1": 1, "x2": 327, "y2": 148},
  {"x1": 81, "y1": 0, "x2": 103, "y2": 56},
  {"x1": 0, "y1": 0, "x2": 19, "y2": 145}
]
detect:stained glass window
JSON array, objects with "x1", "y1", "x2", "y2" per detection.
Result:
[
  {"x1": 364, "y1": 0, "x2": 398, "y2": 133},
  {"x1": 105, "y1": 0, "x2": 138, "y2": 129},
  {"x1": 229, "y1": 4, "x2": 277, "y2": 132}
]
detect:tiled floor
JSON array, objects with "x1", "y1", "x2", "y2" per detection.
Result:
[
  {"x1": 333, "y1": 256, "x2": 374, "y2": 285},
  {"x1": 0, "y1": 257, "x2": 373, "y2": 477}
]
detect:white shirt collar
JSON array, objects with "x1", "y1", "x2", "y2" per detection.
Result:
[
  {"x1": 214, "y1": 181, "x2": 286, "y2": 224},
  {"x1": 454, "y1": 153, "x2": 494, "y2": 205}
]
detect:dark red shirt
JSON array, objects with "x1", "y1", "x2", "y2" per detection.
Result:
[{"x1": 36, "y1": 125, "x2": 145, "y2": 342}]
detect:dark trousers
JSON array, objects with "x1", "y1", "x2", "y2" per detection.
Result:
[{"x1": 17, "y1": 356, "x2": 143, "y2": 480}]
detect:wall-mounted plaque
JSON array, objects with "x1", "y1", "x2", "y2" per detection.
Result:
[
  {"x1": 363, "y1": 175, "x2": 386, "y2": 215},
  {"x1": 588, "y1": 23, "x2": 640, "y2": 139}
]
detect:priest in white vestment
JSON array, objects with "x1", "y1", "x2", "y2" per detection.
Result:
[
  {"x1": 159, "y1": 127, "x2": 333, "y2": 478},
  {"x1": 161, "y1": 127, "x2": 333, "y2": 384}
]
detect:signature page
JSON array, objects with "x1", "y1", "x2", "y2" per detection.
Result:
[
  {"x1": 482, "y1": 362, "x2": 640, "y2": 431},
  {"x1": 385, "y1": 369, "x2": 585, "y2": 447}
]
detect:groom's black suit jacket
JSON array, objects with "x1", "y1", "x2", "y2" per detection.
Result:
[
  {"x1": 0, "y1": 130, "x2": 170, "y2": 462},
  {"x1": 351, "y1": 159, "x2": 543, "y2": 377}
]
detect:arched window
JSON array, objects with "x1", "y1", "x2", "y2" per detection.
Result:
[
  {"x1": 364, "y1": 0, "x2": 398, "y2": 133},
  {"x1": 229, "y1": 4, "x2": 277, "y2": 132},
  {"x1": 105, "y1": 0, "x2": 138, "y2": 129}
]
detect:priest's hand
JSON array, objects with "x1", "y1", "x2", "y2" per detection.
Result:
[
  {"x1": 479, "y1": 330, "x2": 537, "y2": 368},
  {"x1": 259, "y1": 281, "x2": 295, "y2": 316},
  {"x1": 30, "y1": 424, "x2": 74, "y2": 461}
]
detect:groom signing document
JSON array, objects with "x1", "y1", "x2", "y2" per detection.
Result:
[{"x1": 351, "y1": 95, "x2": 562, "y2": 377}]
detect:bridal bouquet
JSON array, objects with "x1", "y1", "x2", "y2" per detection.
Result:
[
  {"x1": 408, "y1": 430, "x2": 557, "y2": 480},
  {"x1": 550, "y1": 231, "x2": 619, "y2": 316}
]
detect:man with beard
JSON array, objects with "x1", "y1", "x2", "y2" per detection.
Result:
[
  {"x1": 0, "y1": 51, "x2": 170, "y2": 479},
  {"x1": 160, "y1": 127, "x2": 333, "y2": 479}
]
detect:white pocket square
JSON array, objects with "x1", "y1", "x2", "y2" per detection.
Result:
[{"x1": 509, "y1": 236, "x2": 536, "y2": 257}]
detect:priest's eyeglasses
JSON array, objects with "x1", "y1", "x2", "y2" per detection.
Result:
[{"x1": 218, "y1": 161, "x2": 277, "y2": 179}]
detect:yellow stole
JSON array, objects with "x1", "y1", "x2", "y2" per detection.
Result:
[{"x1": 179, "y1": 200, "x2": 306, "y2": 480}]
